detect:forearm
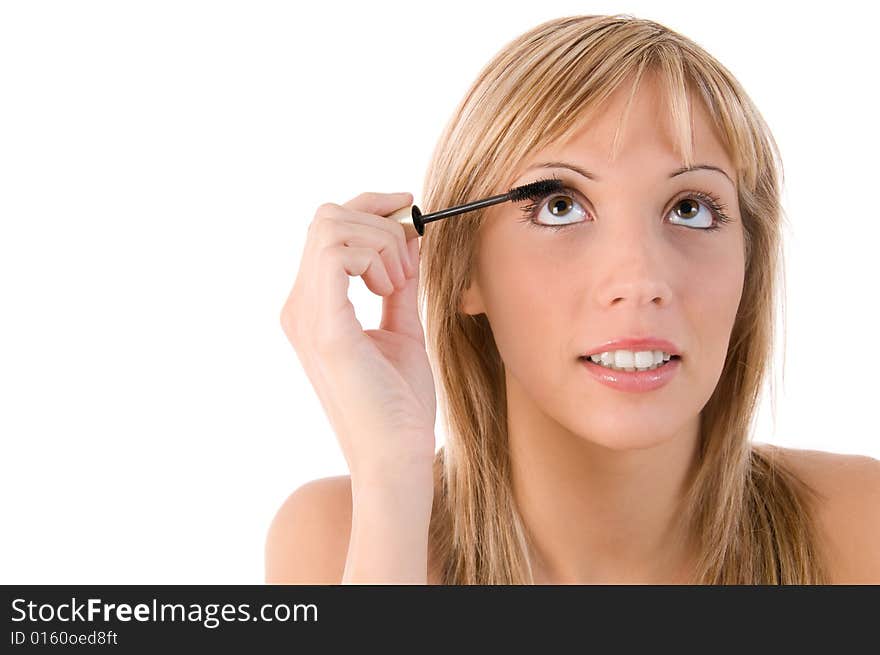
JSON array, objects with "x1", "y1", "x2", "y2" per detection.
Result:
[{"x1": 343, "y1": 477, "x2": 433, "y2": 584}]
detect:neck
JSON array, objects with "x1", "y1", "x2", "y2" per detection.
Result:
[{"x1": 506, "y1": 373, "x2": 701, "y2": 585}]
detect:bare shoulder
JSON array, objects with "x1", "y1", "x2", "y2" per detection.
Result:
[
  {"x1": 264, "y1": 476, "x2": 354, "y2": 584},
  {"x1": 768, "y1": 445, "x2": 880, "y2": 583},
  {"x1": 264, "y1": 475, "x2": 443, "y2": 585}
]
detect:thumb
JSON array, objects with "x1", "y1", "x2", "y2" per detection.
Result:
[
  {"x1": 379, "y1": 235, "x2": 424, "y2": 342},
  {"x1": 341, "y1": 191, "x2": 414, "y2": 217}
]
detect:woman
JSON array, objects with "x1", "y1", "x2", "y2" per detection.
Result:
[{"x1": 267, "y1": 14, "x2": 880, "y2": 584}]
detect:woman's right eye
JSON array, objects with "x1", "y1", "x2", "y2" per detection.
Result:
[{"x1": 516, "y1": 189, "x2": 589, "y2": 231}]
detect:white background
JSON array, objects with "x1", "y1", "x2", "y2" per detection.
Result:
[{"x1": 1, "y1": 0, "x2": 877, "y2": 584}]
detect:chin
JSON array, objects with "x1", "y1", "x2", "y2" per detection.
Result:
[{"x1": 568, "y1": 413, "x2": 686, "y2": 452}]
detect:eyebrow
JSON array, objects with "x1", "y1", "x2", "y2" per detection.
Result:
[{"x1": 524, "y1": 161, "x2": 735, "y2": 188}]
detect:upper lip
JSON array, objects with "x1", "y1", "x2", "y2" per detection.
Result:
[{"x1": 580, "y1": 337, "x2": 682, "y2": 358}]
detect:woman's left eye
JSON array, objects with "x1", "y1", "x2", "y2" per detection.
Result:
[{"x1": 516, "y1": 186, "x2": 733, "y2": 233}]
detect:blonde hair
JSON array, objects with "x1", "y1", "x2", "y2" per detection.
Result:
[{"x1": 416, "y1": 14, "x2": 830, "y2": 584}]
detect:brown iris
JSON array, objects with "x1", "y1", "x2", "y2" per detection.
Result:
[{"x1": 675, "y1": 199, "x2": 699, "y2": 220}]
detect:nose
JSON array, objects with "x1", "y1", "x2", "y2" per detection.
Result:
[{"x1": 594, "y1": 228, "x2": 673, "y2": 309}]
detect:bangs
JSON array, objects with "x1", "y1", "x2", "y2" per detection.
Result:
[{"x1": 491, "y1": 37, "x2": 765, "y2": 196}]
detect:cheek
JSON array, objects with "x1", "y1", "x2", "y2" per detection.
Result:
[
  {"x1": 680, "y1": 237, "x2": 745, "y2": 393},
  {"x1": 685, "y1": 242, "x2": 743, "y2": 312},
  {"x1": 478, "y1": 238, "x2": 568, "y2": 379}
]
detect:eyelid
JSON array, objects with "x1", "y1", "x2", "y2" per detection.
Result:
[
  {"x1": 533, "y1": 181, "x2": 595, "y2": 218},
  {"x1": 536, "y1": 180, "x2": 727, "y2": 219},
  {"x1": 519, "y1": 180, "x2": 732, "y2": 233}
]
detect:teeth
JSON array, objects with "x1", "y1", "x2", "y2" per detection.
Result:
[{"x1": 586, "y1": 349, "x2": 674, "y2": 372}]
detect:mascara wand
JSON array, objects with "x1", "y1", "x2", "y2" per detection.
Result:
[{"x1": 386, "y1": 177, "x2": 564, "y2": 239}]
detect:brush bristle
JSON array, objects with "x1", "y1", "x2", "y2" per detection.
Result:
[{"x1": 507, "y1": 177, "x2": 563, "y2": 203}]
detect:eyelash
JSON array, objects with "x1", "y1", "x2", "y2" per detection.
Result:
[{"x1": 515, "y1": 180, "x2": 734, "y2": 233}]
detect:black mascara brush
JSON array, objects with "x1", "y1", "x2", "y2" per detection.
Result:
[{"x1": 386, "y1": 177, "x2": 564, "y2": 239}]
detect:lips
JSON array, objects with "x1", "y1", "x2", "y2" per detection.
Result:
[
  {"x1": 581, "y1": 336, "x2": 682, "y2": 358},
  {"x1": 580, "y1": 355, "x2": 681, "y2": 392}
]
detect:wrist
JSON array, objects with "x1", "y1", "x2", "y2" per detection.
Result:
[
  {"x1": 350, "y1": 454, "x2": 435, "y2": 493},
  {"x1": 351, "y1": 471, "x2": 433, "y2": 501},
  {"x1": 351, "y1": 470, "x2": 433, "y2": 512}
]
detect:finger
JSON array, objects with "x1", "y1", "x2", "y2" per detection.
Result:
[
  {"x1": 315, "y1": 244, "x2": 395, "y2": 350},
  {"x1": 379, "y1": 236, "x2": 424, "y2": 342},
  {"x1": 342, "y1": 191, "x2": 413, "y2": 217},
  {"x1": 334, "y1": 220, "x2": 407, "y2": 290},
  {"x1": 323, "y1": 201, "x2": 413, "y2": 278},
  {"x1": 317, "y1": 246, "x2": 394, "y2": 316}
]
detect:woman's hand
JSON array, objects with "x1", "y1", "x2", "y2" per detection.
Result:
[{"x1": 280, "y1": 192, "x2": 437, "y2": 487}]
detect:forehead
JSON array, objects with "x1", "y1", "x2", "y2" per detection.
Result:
[{"x1": 512, "y1": 73, "x2": 734, "y2": 184}]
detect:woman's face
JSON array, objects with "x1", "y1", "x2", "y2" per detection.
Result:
[{"x1": 460, "y1": 77, "x2": 746, "y2": 450}]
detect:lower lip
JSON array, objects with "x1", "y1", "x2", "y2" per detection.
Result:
[{"x1": 579, "y1": 356, "x2": 681, "y2": 392}]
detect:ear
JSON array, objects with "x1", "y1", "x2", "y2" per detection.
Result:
[{"x1": 459, "y1": 278, "x2": 486, "y2": 315}]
